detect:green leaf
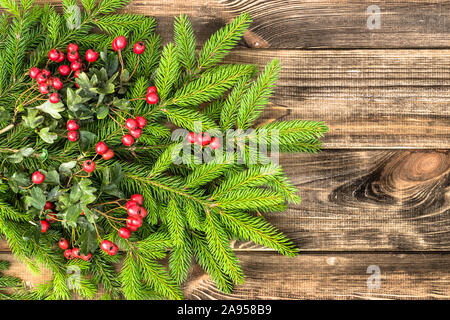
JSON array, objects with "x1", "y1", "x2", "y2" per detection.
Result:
[
  {"x1": 66, "y1": 203, "x2": 82, "y2": 224},
  {"x1": 79, "y1": 224, "x2": 98, "y2": 255},
  {"x1": 36, "y1": 100, "x2": 65, "y2": 119},
  {"x1": 97, "y1": 106, "x2": 109, "y2": 119},
  {"x1": 44, "y1": 169, "x2": 60, "y2": 185},
  {"x1": 79, "y1": 130, "x2": 97, "y2": 151},
  {"x1": 8, "y1": 172, "x2": 30, "y2": 193},
  {"x1": 70, "y1": 179, "x2": 97, "y2": 205},
  {"x1": 22, "y1": 109, "x2": 44, "y2": 129},
  {"x1": 38, "y1": 127, "x2": 58, "y2": 144},
  {"x1": 29, "y1": 187, "x2": 46, "y2": 210},
  {"x1": 59, "y1": 161, "x2": 77, "y2": 175}
]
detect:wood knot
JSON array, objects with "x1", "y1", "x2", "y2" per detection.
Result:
[{"x1": 378, "y1": 151, "x2": 449, "y2": 195}]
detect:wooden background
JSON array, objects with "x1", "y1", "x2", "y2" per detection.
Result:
[{"x1": 1, "y1": 0, "x2": 450, "y2": 299}]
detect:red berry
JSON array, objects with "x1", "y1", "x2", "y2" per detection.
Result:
[
  {"x1": 125, "y1": 118, "x2": 138, "y2": 130},
  {"x1": 126, "y1": 216, "x2": 142, "y2": 228},
  {"x1": 49, "y1": 93, "x2": 59, "y2": 104},
  {"x1": 71, "y1": 60, "x2": 82, "y2": 71},
  {"x1": 59, "y1": 238, "x2": 69, "y2": 250},
  {"x1": 111, "y1": 40, "x2": 118, "y2": 52},
  {"x1": 138, "y1": 207, "x2": 147, "y2": 219},
  {"x1": 41, "y1": 69, "x2": 51, "y2": 77},
  {"x1": 85, "y1": 49, "x2": 99, "y2": 62},
  {"x1": 36, "y1": 73, "x2": 47, "y2": 84},
  {"x1": 67, "y1": 43, "x2": 79, "y2": 53},
  {"x1": 209, "y1": 137, "x2": 221, "y2": 150},
  {"x1": 146, "y1": 92, "x2": 159, "y2": 104},
  {"x1": 129, "y1": 128, "x2": 142, "y2": 139},
  {"x1": 56, "y1": 52, "x2": 65, "y2": 63},
  {"x1": 67, "y1": 120, "x2": 79, "y2": 131},
  {"x1": 135, "y1": 116, "x2": 147, "y2": 128},
  {"x1": 113, "y1": 36, "x2": 127, "y2": 51},
  {"x1": 80, "y1": 211, "x2": 85, "y2": 216},
  {"x1": 186, "y1": 132, "x2": 196, "y2": 143},
  {"x1": 74, "y1": 70, "x2": 81, "y2": 78},
  {"x1": 102, "y1": 148, "x2": 114, "y2": 160},
  {"x1": 83, "y1": 160, "x2": 95, "y2": 173},
  {"x1": 47, "y1": 213, "x2": 57, "y2": 223},
  {"x1": 127, "y1": 225, "x2": 139, "y2": 232},
  {"x1": 79, "y1": 252, "x2": 92, "y2": 261},
  {"x1": 95, "y1": 141, "x2": 108, "y2": 155},
  {"x1": 127, "y1": 205, "x2": 140, "y2": 217},
  {"x1": 40, "y1": 220, "x2": 50, "y2": 233},
  {"x1": 72, "y1": 247, "x2": 80, "y2": 258},
  {"x1": 133, "y1": 41, "x2": 145, "y2": 54},
  {"x1": 29, "y1": 67, "x2": 40, "y2": 79},
  {"x1": 64, "y1": 249, "x2": 74, "y2": 260},
  {"x1": 147, "y1": 86, "x2": 157, "y2": 94},
  {"x1": 58, "y1": 65, "x2": 70, "y2": 76},
  {"x1": 122, "y1": 134, "x2": 134, "y2": 146},
  {"x1": 67, "y1": 131, "x2": 80, "y2": 142},
  {"x1": 52, "y1": 77, "x2": 63, "y2": 90},
  {"x1": 118, "y1": 228, "x2": 131, "y2": 239},
  {"x1": 48, "y1": 49, "x2": 61, "y2": 61},
  {"x1": 108, "y1": 244, "x2": 119, "y2": 256},
  {"x1": 44, "y1": 201, "x2": 54, "y2": 211},
  {"x1": 32, "y1": 171, "x2": 45, "y2": 184},
  {"x1": 130, "y1": 194, "x2": 143, "y2": 205},
  {"x1": 38, "y1": 83, "x2": 49, "y2": 94},
  {"x1": 196, "y1": 132, "x2": 211, "y2": 146},
  {"x1": 100, "y1": 240, "x2": 112, "y2": 252},
  {"x1": 125, "y1": 200, "x2": 138, "y2": 209},
  {"x1": 67, "y1": 51, "x2": 79, "y2": 62}
]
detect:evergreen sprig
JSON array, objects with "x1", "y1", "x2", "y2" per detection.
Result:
[{"x1": 0, "y1": 0, "x2": 328, "y2": 300}]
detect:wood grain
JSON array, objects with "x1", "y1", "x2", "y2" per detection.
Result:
[
  {"x1": 231, "y1": 150, "x2": 450, "y2": 251},
  {"x1": 225, "y1": 49, "x2": 450, "y2": 148},
  {"x1": 3, "y1": 251, "x2": 450, "y2": 300},
  {"x1": 184, "y1": 252, "x2": 450, "y2": 300},
  {"x1": 33, "y1": 0, "x2": 450, "y2": 49}
]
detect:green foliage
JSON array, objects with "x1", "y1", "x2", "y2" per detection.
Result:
[{"x1": 0, "y1": 1, "x2": 328, "y2": 300}]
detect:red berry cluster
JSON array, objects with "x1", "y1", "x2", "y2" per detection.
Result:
[
  {"x1": 59, "y1": 239, "x2": 92, "y2": 261},
  {"x1": 186, "y1": 132, "x2": 221, "y2": 149},
  {"x1": 95, "y1": 141, "x2": 114, "y2": 160},
  {"x1": 112, "y1": 36, "x2": 146, "y2": 55},
  {"x1": 122, "y1": 116, "x2": 147, "y2": 146},
  {"x1": 146, "y1": 85, "x2": 159, "y2": 105},
  {"x1": 66, "y1": 119, "x2": 80, "y2": 142},
  {"x1": 29, "y1": 67, "x2": 62, "y2": 102}
]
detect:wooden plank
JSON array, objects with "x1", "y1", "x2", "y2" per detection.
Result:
[
  {"x1": 33, "y1": 0, "x2": 450, "y2": 49},
  {"x1": 4, "y1": 251, "x2": 450, "y2": 300},
  {"x1": 231, "y1": 150, "x2": 450, "y2": 251},
  {"x1": 183, "y1": 252, "x2": 450, "y2": 299},
  {"x1": 225, "y1": 49, "x2": 450, "y2": 148},
  {"x1": 1, "y1": 150, "x2": 449, "y2": 253},
  {"x1": 0, "y1": 253, "x2": 51, "y2": 288}
]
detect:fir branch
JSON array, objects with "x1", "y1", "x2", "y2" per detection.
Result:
[
  {"x1": 197, "y1": 12, "x2": 251, "y2": 70},
  {"x1": 237, "y1": 59, "x2": 281, "y2": 129},
  {"x1": 174, "y1": 14, "x2": 196, "y2": 72}
]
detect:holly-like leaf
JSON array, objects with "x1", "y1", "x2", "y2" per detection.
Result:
[
  {"x1": 22, "y1": 109, "x2": 44, "y2": 129},
  {"x1": 8, "y1": 172, "x2": 31, "y2": 192},
  {"x1": 79, "y1": 130, "x2": 97, "y2": 151},
  {"x1": 38, "y1": 127, "x2": 58, "y2": 144},
  {"x1": 59, "y1": 161, "x2": 77, "y2": 175},
  {"x1": 36, "y1": 100, "x2": 65, "y2": 119},
  {"x1": 79, "y1": 223, "x2": 98, "y2": 255},
  {"x1": 65, "y1": 203, "x2": 82, "y2": 225},
  {"x1": 70, "y1": 179, "x2": 97, "y2": 205},
  {"x1": 44, "y1": 169, "x2": 60, "y2": 185},
  {"x1": 29, "y1": 187, "x2": 46, "y2": 210},
  {"x1": 97, "y1": 106, "x2": 109, "y2": 119},
  {"x1": 7, "y1": 147, "x2": 34, "y2": 163}
]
